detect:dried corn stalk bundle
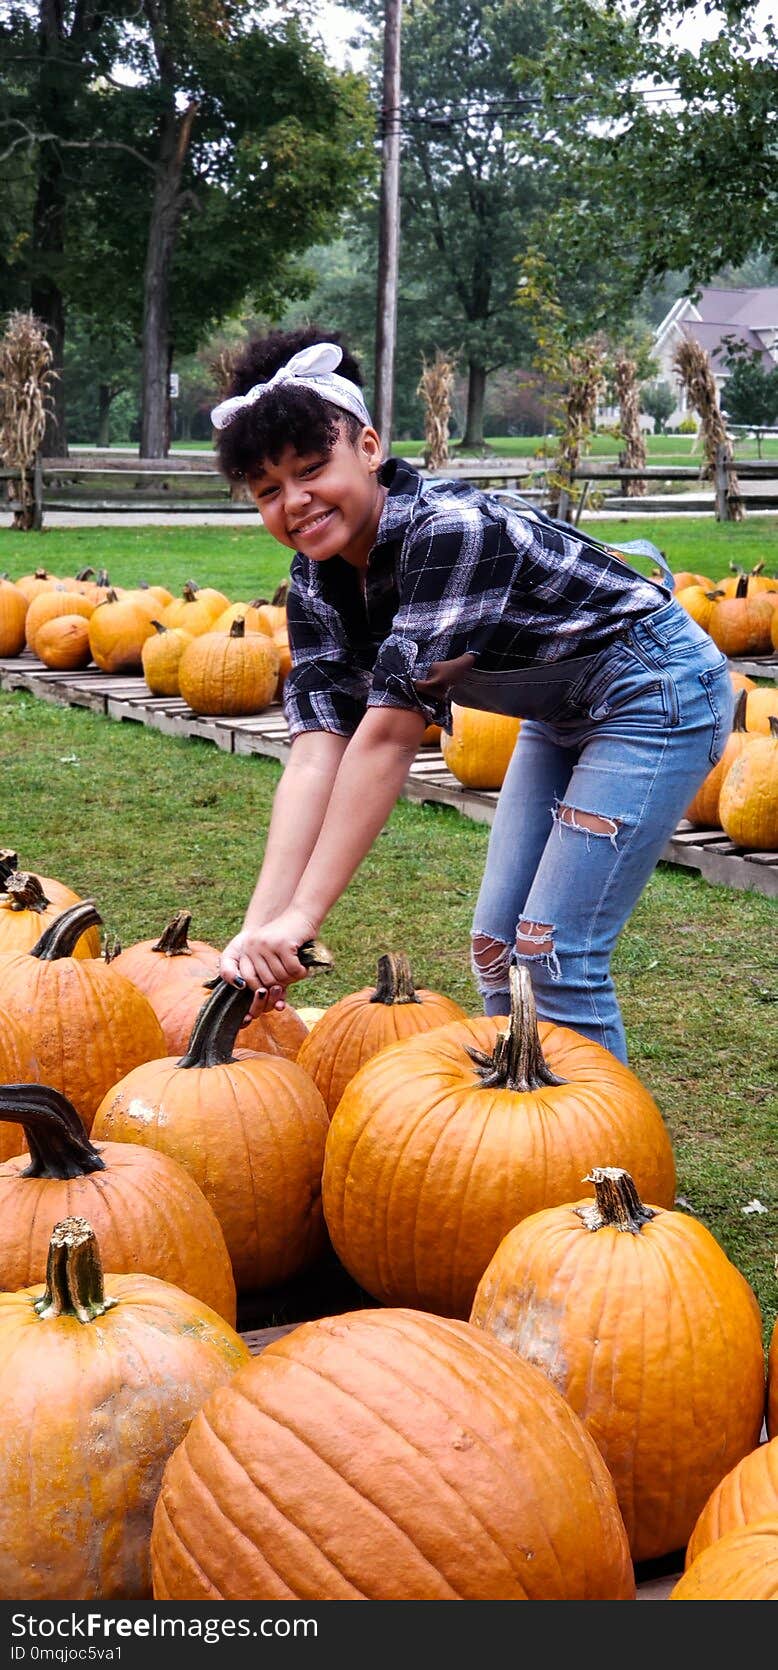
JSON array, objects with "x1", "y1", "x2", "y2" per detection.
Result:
[
  {"x1": 417, "y1": 350, "x2": 456, "y2": 470},
  {"x1": 549, "y1": 336, "x2": 606, "y2": 516},
  {"x1": 0, "y1": 311, "x2": 54, "y2": 530},
  {"x1": 615, "y1": 354, "x2": 646, "y2": 497},
  {"x1": 672, "y1": 335, "x2": 743, "y2": 521}
]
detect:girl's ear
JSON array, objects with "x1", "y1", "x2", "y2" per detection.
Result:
[{"x1": 359, "y1": 426, "x2": 384, "y2": 472}]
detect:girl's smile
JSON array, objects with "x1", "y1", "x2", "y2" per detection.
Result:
[{"x1": 248, "y1": 425, "x2": 385, "y2": 570}]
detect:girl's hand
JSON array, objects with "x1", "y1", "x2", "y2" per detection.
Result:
[{"x1": 219, "y1": 908, "x2": 319, "y2": 1018}]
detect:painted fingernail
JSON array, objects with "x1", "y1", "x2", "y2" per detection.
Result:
[{"x1": 233, "y1": 976, "x2": 246, "y2": 988}]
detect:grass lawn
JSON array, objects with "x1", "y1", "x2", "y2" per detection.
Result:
[
  {"x1": 1, "y1": 516, "x2": 776, "y2": 599},
  {"x1": 0, "y1": 679, "x2": 775, "y2": 1349}
]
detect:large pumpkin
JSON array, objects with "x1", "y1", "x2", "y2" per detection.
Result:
[
  {"x1": 0, "y1": 1215, "x2": 249, "y2": 1600},
  {"x1": 685, "y1": 1437, "x2": 778, "y2": 1567},
  {"x1": 141, "y1": 621, "x2": 193, "y2": 695},
  {"x1": 0, "y1": 870, "x2": 100, "y2": 958},
  {"x1": 0, "y1": 902, "x2": 166, "y2": 1132},
  {"x1": 0, "y1": 853, "x2": 101, "y2": 957},
  {"x1": 0, "y1": 1007, "x2": 40, "y2": 1161},
  {"x1": 322, "y1": 965, "x2": 677, "y2": 1317},
  {"x1": 0, "y1": 577, "x2": 28, "y2": 656},
  {"x1": 296, "y1": 952, "x2": 467, "y2": 1117},
  {"x1": 178, "y1": 617, "x2": 279, "y2": 716},
  {"x1": 719, "y1": 717, "x2": 778, "y2": 849},
  {"x1": 745, "y1": 686, "x2": 778, "y2": 735},
  {"x1": 88, "y1": 589, "x2": 156, "y2": 673},
  {"x1": 684, "y1": 689, "x2": 750, "y2": 829},
  {"x1": 670, "y1": 1519, "x2": 778, "y2": 1600},
  {"x1": 91, "y1": 978, "x2": 329, "y2": 1292},
  {"x1": 24, "y1": 585, "x2": 94, "y2": 652},
  {"x1": 441, "y1": 703, "x2": 521, "y2": 789},
  {"x1": 0, "y1": 1083, "x2": 237, "y2": 1323},
  {"x1": 109, "y1": 908, "x2": 307, "y2": 1059},
  {"x1": 469, "y1": 1166, "x2": 765, "y2": 1563},
  {"x1": 34, "y1": 614, "x2": 92, "y2": 670},
  {"x1": 707, "y1": 578, "x2": 774, "y2": 657},
  {"x1": 151, "y1": 1307, "x2": 634, "y2": 1600}
]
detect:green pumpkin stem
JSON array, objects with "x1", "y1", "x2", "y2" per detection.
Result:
[
  {"x1": 178, "y1": 976, "x2": 254, "y2": 1068},
  {"x1": 466, "y1": 964, "x2": 567, "y2": 1091},
  {"x1": 0, "y1": 1084, "x2": 105, "y2": 1178},
  {"x1": 575, "y1": 1167, "x2": 656, "y2": 1234},
  {"x1": 151, "y1": 910, "x2": 194, "y2": 956},
  {"x1": 30, "y1": 900, "x2": 103, "y2": 960},
  {"x1": 33, "y1": 1216, "x2": 117, "y2": 1323},
  {"x1": 5, "y1": 871, "x2": 51, "y2": 912},
  {"x1": 370, "y1": 952, "x2": 421, "y2": 1005}
]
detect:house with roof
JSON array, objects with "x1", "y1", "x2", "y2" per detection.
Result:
[{"x1": 651, "y1": 286, "x2": 778, "y2": 426}]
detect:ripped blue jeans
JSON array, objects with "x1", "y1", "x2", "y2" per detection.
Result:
[{"x1": 469, "y1": 601, "x2": 734, "y2": 1061}]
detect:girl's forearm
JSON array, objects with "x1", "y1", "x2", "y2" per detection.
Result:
[
  {"x1": 242, "y1": 733, "x2": 348, "y2": 927},
  {"x1": 292, "y1": 710, "x2": 426, "y2": 928}
]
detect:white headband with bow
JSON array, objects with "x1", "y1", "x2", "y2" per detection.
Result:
[{"x1": 210, "y1": 341, "x2": 372, "y2": 431}]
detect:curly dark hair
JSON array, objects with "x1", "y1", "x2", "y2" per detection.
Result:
[{"x1": 213, "y1": 326, "x2": 367, "y2": 482}]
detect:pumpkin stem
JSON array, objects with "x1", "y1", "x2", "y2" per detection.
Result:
[
  {"x1": 297, "y1": 939, "x2": 334, "y2": 973},
  {"x1": 96, "y1": 568, "x2": 110, "y2": 587},
  {"x1": 178, "y1": 976, "x2": 255, "y2": 1068},
  {"x1": 33, "y1": 1216, "x2": 117, "y2": 1323},
  {"x1": 271, "y1": 580, "x2": 289, "y2": 607},
  {"x1": 370, "y1": 952, "x2": 421, "y2": 1005},
  {"x1": 575, "y1": 1167, "x2": 656, "y2": 1234},
  {"x1": 0, "y1": 851, "x2": 21, "y2": 891},
  {"x1": 229, "y1": 617, "x2": 246, "y2": 639},
  {"x1": 30, "y1": 900, "x2": 103, "y2": 961},
  {"x1": 769, "y1": 716, "x2": 778, "y2": 740},
  {"x1": 150, "y1": 619, "x2": 168, "y2": 635},
  {"x1": 182, "y1": 579, "x2": 200, "y2": 602},
  {"x1": 466, "y1": 964, "x2": 567, "y2": 1091},
  {"x1": 0, "y1": 1084, "x2": 105, "y2": 1179},
  {"x1": 5, "y1": 871, "x2": 51, "y2": 913},
  {"x1": 151, "y1": 910, "x2": 194, "y2": 956},
  {"x1": 732, "y1": 689, "x2": 748, "y2": 731},
  {"x1": 74, "y1": 566, "x2": 95, "y2": 581},
  {"x1": 735, "y1": 574, "x2": 749, "y2": 598},
  {"x1": 103, "y1": 932, "x2": 122, "y2": 962}
]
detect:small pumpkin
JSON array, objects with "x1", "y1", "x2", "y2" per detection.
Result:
[
  {"x1": 670, "y1": 570, "x2": 713, "y2": 592},
  {"x1": 670, "y1": 1519, "x2": 778, "y2": 1600},
  {"x1": 322, "y1": 965, "x2": 677, "y2": 1317},
  {"x1": 24, "y1": 585, "x2": 94, "y2": 653},
  {"x1": 0, "y1": 902, "x2": 166, "y2": 1132},
  {"x1": 674, "y1": 584, "x2": 722, "y2": 632},
  {"x1": 441, "y1": 704, "x2": 521, "y2": 790},
  {"x1": 297, "y1": 952, "x2": 467, "y2": 1117},
  {"x1": 745, "y1": 686, "x2": 778, "y2": 735},
  {"x1": 0, "y1": 577, "x2": 28, "y2": 655},
  {"x1": 91, "y1": 978, "x2": 329, "y2": 1293},
  {"x1": 151, "y1": 1307, "x2": 635, "y2": 1601},
  {"x1": 469, "y1": 1166, "x2": 766, "y2": 1562},
  {"x1": 140, "y1": 620, "x2": 194, "y2": 696},
  {"x1": 212, "y1": 598, "x2": 269, "y2": 635},
  {"x1": 707, "y1": 576, "x2": 774, "y2": 657},
  {"x1": 88, "y1": 589, "x2": 156, "y2": 674},
  {"x1": 685, "y1": 1437, "x2": 778, "y2": 1567},
  {"x1": 161, "y1": 579, "x2": 230, "y2": 637},
  {"x1": 252, "y1": 579, "x2": 289, "y2": 636},
  {"x1": 718, "y1": 717, "x2": 778, "y2": 850},
  {"x1": 0, "y1": 1214, "x2": 249, "y2": 1599},
  {"x1": 0, "y1": 853, "x2": 101, "y2": 956},
  {"x1": 178, "y1": 617, "x2": 279, "y2": 716},
  {"x1": 34, "y1": 614, "x2": 92, "y2": 670}
]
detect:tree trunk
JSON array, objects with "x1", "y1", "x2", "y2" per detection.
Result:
[
  {"x1": 139, "y1": 100, "x2": 197, "y2": 458},
  {"x1": 97, "y1": 384, "x2": 111, "y2": 447},
  {"x1": 460, "y1": 360, "x2": 487, "y2": 449},
  {"x1": 31, "y1": 0, "x2": 68, "y2": 456}
]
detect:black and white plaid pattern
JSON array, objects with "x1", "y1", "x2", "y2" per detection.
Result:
[{"x1": 283, "y1": 458, "x2": 669, "y2": 737}]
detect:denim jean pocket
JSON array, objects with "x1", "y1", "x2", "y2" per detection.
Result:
[
  {"x1": 581, "y1": 645, "x2": 677, "y2": 726},
  {"x1": 699, "y1": 661, "x2": 734, "y2": 765}
]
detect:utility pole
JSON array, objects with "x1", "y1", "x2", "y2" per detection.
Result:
[{"x1": 373, "y1": 0, "x2": 402, "y2": 453}]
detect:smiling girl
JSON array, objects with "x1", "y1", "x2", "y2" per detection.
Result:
[{"x1": 213, "y1": 327, "x2": 732, "y2": 1063}]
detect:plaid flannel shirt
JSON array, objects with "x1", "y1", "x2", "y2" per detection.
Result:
[{"x1": 283, "y1": 457, "x2": 669, "y2": 738}]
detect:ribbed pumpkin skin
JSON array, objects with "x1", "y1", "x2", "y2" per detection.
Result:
[
  {"x1": 768, "y1": 1319, "x2": 778, "y2": 1439},
  {"x1": 0, "y1": 579, "x2": 28, "y2": 655},
  {"x1": 151, "y1": 1308, "x2": 635, "y2": 1601},
  {"x1": 0, "y1": 954, "x2": 166, "y2": 1132},
  {"x1": 686, "y1": 1438, "x2": 778, "y2": 1567},
  {"x1": 441, "y1": 705, "x2": 521, "y2": 789},
  {"x1": 469, "y1": 1198, "x2": 765, "y2": 1562},
  {"x1": 297, "y1": 984, "x2": 467, "y2": 1117},
  {"x1": 707, "y1": 591, "x2": 774, "y2": 656},
  {"x1": 91, "y1": 1054, "x2": 328, "y2": 1291},
  {"x1": 141, "y1": 625, "x2": 193, "y2": 695},
  {"x1": 88, "y1": 597, "x2": 156, "y2": 673},
  {"x1": 0, "y1": 1141, "x2": 237, "y2": 1323},
  {"x1": 25, "y1": 588, "x2": 94, "y2": 652},
  {"x1": 111, "y1": 934, "x2": 306, "y2": 1059},
  {"x1": 0, "y1": 1270, "x2": 249, "y2": 1600},
  {"x1": 719, "y1": 731, "x2": 778, "y2": 849},
  {"x1": 0, "y1": 892, "x2": 98, "y2": 959},
  {"x1": 322, "y1": 1017, "x2": 676, "y2": 1317},
  {"x1": 178, "y1": 629, "x2": 279, "y2": 716},
  {"x1": 670, "y1": 1519, "x2": 778, "y2": 1600},
  {"x1": 684, "y1": 723, "x2": 752, "y2": 827},
  {"x1": 0, "y1": 1007, "x2": 39, "y2": 1160},
  {"x1": 34, "y1": 614, "x2": 92, "y2": 670},
  {"x1": 746, "y1": 687, "x2": 778, "y2": 734}
]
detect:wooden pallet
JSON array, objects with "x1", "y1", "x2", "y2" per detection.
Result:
[
  {"x1": 2, "y1": 653, "x2": 777, "y2": 897},
  {"x1": 729, "y1": 652, "x2": 778, "y2": 683}
]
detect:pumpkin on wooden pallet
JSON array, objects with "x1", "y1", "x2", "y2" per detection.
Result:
[
  {"x1": 0, "y1": 902, "x2": 165, "y2": 1132},
  {"x1": 685, "y1": 689, "x2": 751, "y2": 829},
  {"x1": 141, "y1": 620, "x2": 193, "y2": 696},
  {"x1": 0, "y1": 1214, "x2": 249, "y2": 1600},
  {"x1": 322, "y1": 965, "x2": 676, "y2": 1318},
  {"x1": 24, "y1": 585, "x2": 94, "y2": 653},
  {"x1": 745, "y1": 686, "x2": 778, "y2": 735},
  {"x1": 161, "y1": 579, "x2": 230, "y2": 637},
  {"x1": 109, "y1": 908, "x2": 307, "y2": 1059},
  {"x1": 685, "y1": 1437, "x2": 778, "y2": 1568},
  {"x1": 178, "y1": 617, "x2": 279, "y2": 717},
  {"x1": 88, "y1": 589, "x2": 156, "y2": 673},
  {"x1": 707, "y1": 577, "x2": 775, "y2": 657},
  {"x1": 297, "y1": 952, "x2": 467, "y2": 1118},
  {"x1": 151, "y1": 1307, "x2": 635, "y2": 1601},
  {"x1": 670, "y1": 1520, "x2": 778, "y2": 1600},
  {"x1": 35, "y1": 614, "x2": 92, "y2": 670},
  {"x1": 469, "y1": 1165, "x2": 765, "y2": 1563},
  {"x1": 0, "y1": 1083, "x2": 237, "y2": 1323},
  {"x1": 91, "y1": 978, "x2": 329, "y2": 1293},
  {"x1": 441, "y1": 703, "x2": 521, "y2": 790},
  {"x1": 719, "y1": 717, "x2": 778, "y2": 849},
  {"x1": 212, "y1": 598, "x2": 270, "y2": 635},
  {"x1": 0, "y1": 577, "x2": 28, "y2": 655},
  {"x1": 14, "y1": 567, "x2": 59, "y2": 604}
]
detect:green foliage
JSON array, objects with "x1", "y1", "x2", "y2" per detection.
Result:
[
  {"x1": 721, "y1": 336, "x2": 778, "y2": 434},
  {"x1": 676, "y1": 415, "x2": 698, "y2": 435},
  {"x1": 640, "y1": 380, "x2": 676, "y2": 435}
]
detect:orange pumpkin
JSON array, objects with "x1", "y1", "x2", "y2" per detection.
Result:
[
  {"x1": 34, "y1": 614, "x2": 92, "y2": 670},
  {"x1": 0, "y1": 870, "x2": 99, "y2": 958},
  {"x1": 770, "y1": 1316, "x2": 778, "y2": 1440},
  {"x1": 14, "y1": 567, "x2": 59, "y2": 604},
  {"x1": 0, "y1": 1006, "x2": 40, "y2": 1161},
  {"x1": 441, "y1": 703, "x2": 521, "y2": 789},
  {"x1": 0, "y1": 577, "x2": 28, "y2": 655},
  {"x1": 141, "y1": 621, "x2": 193, "y2": 696},
  {"x1": 151, "y1": 1307, "x2": 635, "y2": 1600},
  {"x1": 297, "y1": 952, "x2": 467, "y2": 1117},
  {"x1": 0, "y1": 901, "x2": 166, "y2": 1132},
  {"x1": 0, "y1": 1215, "x2": 249, "y2": 1599},
  {"x1": 161, "y1": 579, "x2": 230, "y2": 637},
  {"x1": 685, "y1": 1437, "x2": 778, "y2": 1567},
  {"x1": 0, "y1": 853, "x2": 101, "y2": 957},
  {"x1": 671, "y1": 570, "x2": 713, "y2": 592},
  {"x1": 109, "y1": 909, "x2": 307, "y2": 1059},
  {"x1": 719, "y1": 717, "x2": 778, "y2": 849},
  {"x1": 670, "y1": 1519, "x2": 778, "y2": 1600},
  {"x1": 322, "y1": 965, "x2": 677, "y2": 1317},
  {"x1": 674, "y1": 584, "x2": 722, "y2": 632},
  {"x1": 24, "y1": 586, "x2": 94, "y2": 653},
  {"x1": 252, "y1": 579, "x2": 289, "y2": 636},
  {"x1": 707, "y1": 577, "x2": 775, "y2": 656},
  {"x1": 212, "y1": 598, "x2": 269, "y2": 635},
  {"x1": 745, "y1": 686, "x2": 778, "y2": 735},
  {"x1": 178, "y1": 618, "x2": 279, "y2": 716},
  {"x1": 718, "y1": 562, "x2": 778, "y2": 598},
  {"x1": 685, "y1": 688, "x2": 751, "y2": 828},
  {"x1": 470, "y1": 1166, "x2": 765, "y2": 1563},
  {"x1": 88, "y1": 590, "x2": 156, "y2": 673},
  {"x1": 91, "y1": 978, "x2": 329, "y2": 1292},
  {"x1": 0, "y1": 1083, "x2": 236, "y2": 1323}
]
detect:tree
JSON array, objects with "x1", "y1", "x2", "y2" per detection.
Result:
[
  {"x1": 720, "y1": 336, "x2": 778, "y2": 455},
  {"x1": 640, "y1": 380, "x2": 676, "y2": 435}
]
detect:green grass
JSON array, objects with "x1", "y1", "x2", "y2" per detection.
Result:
[
  {"x1": 393, "y1": 434, "x2": 778, "y2": 464},
  {"x1": 0, "y1": 686, "x2": 775, "y2": 1350}
]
